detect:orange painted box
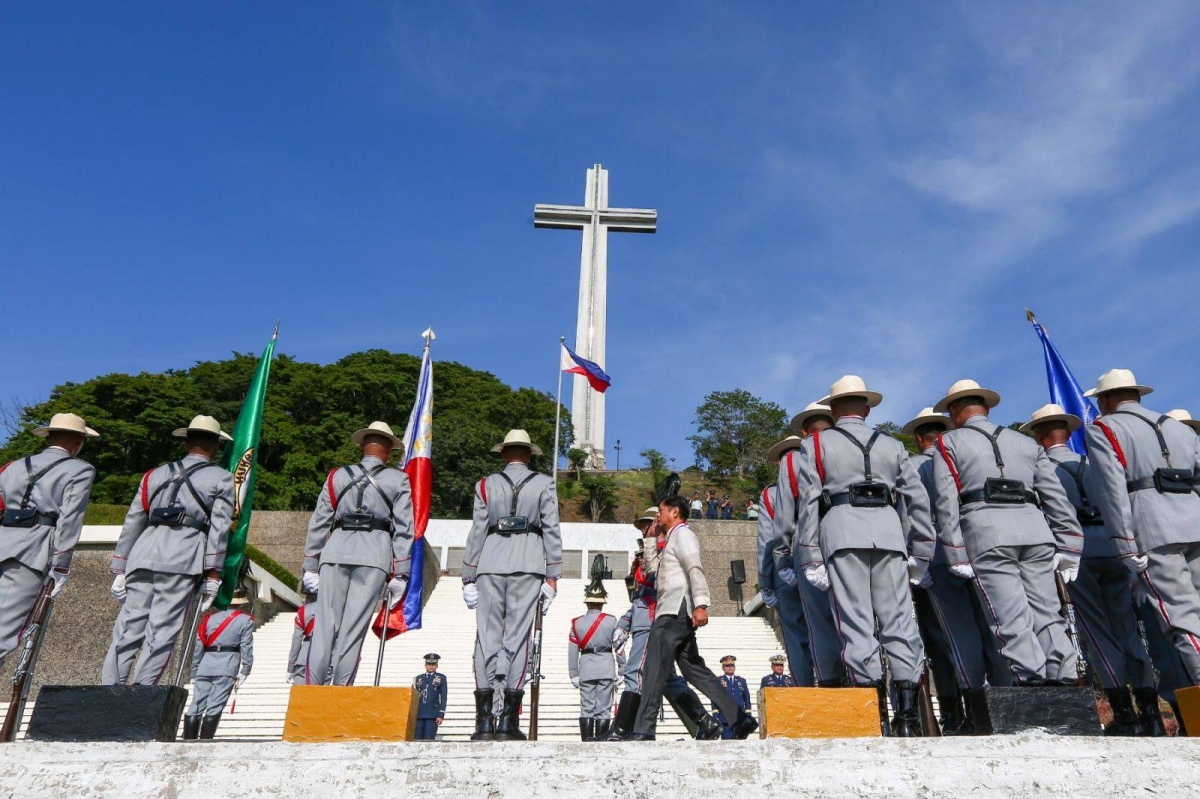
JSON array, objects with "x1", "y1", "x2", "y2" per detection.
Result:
[
  {"x1": 1175, "y1": 685, "x2": 1200, "y2": 737},
  {"x1": 282, "y1": 685, "x2": 418, "y2": 742},
  {"x1": 758, "y1": 687, "x2": 881, "y2": 738}
]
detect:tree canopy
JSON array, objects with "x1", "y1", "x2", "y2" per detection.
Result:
[
  {"x1": 688, "y1": 389, "x2": 788, "y2": 479},
  {"x1": 0, "y1": 349, "x2": 568, "y2": 518}
]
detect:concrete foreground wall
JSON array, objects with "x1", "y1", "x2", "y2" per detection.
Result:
[{"x1": 4, "y1": 737, "x2": 1199, "y2": 798}]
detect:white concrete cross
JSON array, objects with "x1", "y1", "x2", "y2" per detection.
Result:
[{"x1": 535, "y1": 164, "x2": 657, "y2": 469}]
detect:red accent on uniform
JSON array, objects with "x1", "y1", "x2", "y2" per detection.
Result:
[
  {"x1": 1094, "y1": 421, "x2": 1128, "y2": 470},
  {"x1": 787, "y1": 451, "x2": 803, "y2": 499},
  {"x1": 479, "y1": 477, "x2": 488, "y2": 506},
  {"x1": 761, "y1": 487, "x2": 775, "y2": 521},
  {"x1": 577, "y1": 614, "x2": 608, "y2": 650},
  {"x1": 0, "y1": 461, "x2": 11, "y2": 513},
  {"x1": 325, "y1": 469, "x2": 338, "y2": 509},
  {"x1": 140, "y1": 469, "x2": 154, "y2": 513},
  {"x1": 812, "y1": 434, "x2": 825, "y2": 486},
  {"x1": 199, "y1": 611, "x2": 240, "y2": 648},
  {"x1": 936, "y1": 434, "x2": 962, "y2": 492}
]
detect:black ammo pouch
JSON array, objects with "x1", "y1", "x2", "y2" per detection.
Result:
[
  {"x1": 2, "y1": 508, "x2": 40, "y2": 528},
  {"x1": 1077, "y1": 506, "x2": 1103, "y2": 526},
  {"x1": 338, "y1": 512, "x2": 375, "y2": 532},
  {"x1": 1154, "y1": 468, "x2": 1195, "y2": 495},
  {"x1": 984, "y1": 478, "x2": 1029, "y2": 505},
  {"x1": 149, "y1": 506, "x2": 187, "y2": 526},
  {"x1": 2, "y1": 454, "x2": 71, "y2": 529},
  {"x1": 818, "y1": 428, "x2": 894, "y2": 518},
  {"x1": 849, "y1": 482, "x2": 893, "y2": 508},
  {"x1": 487, "y1": 472, "x2": 543, "y2": 536},
  {"x1": 496, "y1": 516, "x2": 530, "y2": 534}
]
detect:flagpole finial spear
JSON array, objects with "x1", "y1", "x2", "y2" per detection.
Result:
[
  {"x1": 273, "y1": 319, "x2": 280, "y2": 340},
  {"x1": 559, "y1": 336, "x2": 566, "y2": 343},
  {"x1": 421, "y1": 327, "x2": 436, "y2": 347},
  {"x1": 1025, "y1": 308, "x2": 1037, "y2": 324}
]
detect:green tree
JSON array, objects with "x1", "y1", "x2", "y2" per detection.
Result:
[
  {"x1": 640, "y1": 447, "x2": 667, "y2": 496},
  {"x1": 689, "y1": 389, "x2": 788, "y2": 478},
  {"x1": 567, "y1": 448, "x2": 588, "y2": 480},
  {"x1": 876, "y1": 421, "x2": 917, "y2": 454},
  {"x1": 0, "y1": 349, "x2": 567, "y2": 519},
  {"x1": 578, "y1": 474, "x2": 619, "y2": 522}
]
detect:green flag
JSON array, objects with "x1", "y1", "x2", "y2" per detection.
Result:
[{"x1": 216, "y1": 326, "x2": 278, "y2": 608}]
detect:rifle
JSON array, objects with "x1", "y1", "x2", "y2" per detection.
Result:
[
  {"x1": 528, "y1": 595, "x2": 545, "y2": 740},
  {"x1": 173, "y1": 586, "x2": 208, "y2": 688},
  {"x1": 0, "y1": 581, "x2": 54, "y2": 742},
  {"x1": 1055, "y1": 573, "x2": 1088, "y2": 686},
  {"x1": 375, "y1": 581, "x2": 390, "y2": 687}
]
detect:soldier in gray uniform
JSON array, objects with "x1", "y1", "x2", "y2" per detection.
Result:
[
  {"x1": 900, "y1": 407, "x2": 1010, "y2": 734},
  {"x1": 413, "y1": 653, "x2": 447, "y2": 741},
  {"x1": 462, "y1": 429, "x2": 563, "y2": 742},
  {"x1": 286, "y1": 594, "x2": 317, "y2": 683},
  {"x1": 301, "y1": 421, "x2": 414, "y2": 686},
  {"x1": 0, "y1": 413, "x2": 97, "y2": 668},
  {"x1": 773, "y1": 402, "x2": 848, "y2": 688},
  {"x1": 791, "y1": 376, "x2": 934, "y2": 736},
  {"x1": 183, "y1": 582, "x2": 254, "y2": 740},
  {"x1": 569, "y1": 581, "x2": 623, "y2": 740},
  {"x1": 1084, "y1": 370, "x2": 1200, "y2": 699},
  {"x1": 1023, "y1": 403, "x2": 1160, "y2": 735},
  {"x1": 931, "y1": 380, "x2": 1084, "y2": 687},
  {"x1": 104, "y1": 416, "x2": 235, "y2": 686}
]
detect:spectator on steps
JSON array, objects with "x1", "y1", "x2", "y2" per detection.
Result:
[
  {"x1": 720, "y1": 496, "x2": 733, "y2": 520},
  {"x1": 689, "y1": 493, "x2": 703, "y2": 520},
  {"x1": 706, "y1": 491, "x2": 719, "y2": 520}
]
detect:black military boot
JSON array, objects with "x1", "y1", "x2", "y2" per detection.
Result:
[
  {"x1": 494, "y1": 689, "x2": 526, "y2": 741},
  {"x1": 198, "y1": 713, "x2": 222, "y2": 740},
  {"x1": 594, "y1": 718, "x2": 611, "y2": 739},
  {"x1": 672, "y1": 689, "x2": 722, "y2": 740},
  {"x1": 937, "y1": 693, "x2": 967, "y2": 735},
  {"x1": 731, "y1": 709, "x2": 759, "y2": 740},
  {"x1": 601, "y1": 691, "x2": 640, "y2": 740},
  {"x1": 1133, "y1": 688, "x2": 1167, "y2": 737},
  {"x1": 866, "y1": 681, "x2": 891, "y2": 737},
  {"x1": 963, "y1": 688, "x2": 992, "y2": 735},
  {"x1": 891, "y1": 681, "x2": 922, "y2": 738},
  {"x1": 578, "y1": 718, "x2": 590, "y2": 741},
  {"x1": 1105, "y1": 688, "x2": 1140, "y2": 736},
  {"x1": 817, "y1": 678, "x2": 846, "y2": 688},
  {"x1": 471, "y1": 689, "x2": 496, "y2": 741},
  {"x1": 181, "y1": 714, "x2": 201, "y2": 741}
]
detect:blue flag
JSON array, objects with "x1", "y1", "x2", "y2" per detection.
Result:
[{"x1": 1029, "y1": 311, "x2": 1097, "y2": 454}]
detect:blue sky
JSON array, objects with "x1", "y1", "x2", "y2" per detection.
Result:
[{"x1": 4, "y1": 3, "x2": 1200, "y2": 466}]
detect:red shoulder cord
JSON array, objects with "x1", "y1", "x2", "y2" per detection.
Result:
[
  {"x1": 325, "y1": 469, "x2": 339, "y2": 510},
  {"x1": 812, "y1": 433, "x2": 826, "y2": 486},
  {"x1": 139, "y1": 469, "x2": 154, "y2": 513},
  {"x1": 0, "y1": 461, "x2": 12, "y2": 513},
  {"x1": 761, "y1": 487, "x2": 774, "y2": 520},
  {"x1": 479, "y1": 477, "x2": 488, "y2": 506},
  {"x1": 1093, "y1": 421, "x2": 1128, "y2": 470},
  {"x1": 935, "y1": 433, "x2": 962, "y2": 492}
]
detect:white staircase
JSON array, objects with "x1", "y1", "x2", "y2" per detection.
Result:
[{"x1": 213, "y1": 577, "x2": 786, "y2": 741}]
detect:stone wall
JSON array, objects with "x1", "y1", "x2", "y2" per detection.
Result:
[{"x1": 688, "y1": 520, "x2": 759, "y2": 616}]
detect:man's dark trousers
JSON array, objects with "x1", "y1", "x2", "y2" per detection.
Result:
[{"x1": 633, "y1": 611, "x2": 738, "y2": 735}]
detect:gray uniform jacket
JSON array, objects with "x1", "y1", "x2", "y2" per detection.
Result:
[
  {"x1": 461, "y1": 462, "x2": 563, "y2": 581},
  {"x1": 1043, "y1": 445, "x2": 1117, "y2": 559},
  {"x1": 302, "y1": 456, "x2": 414, "y2": 576},
  {"x1": 569, "y1": 609, "x2": 622, "y2": 681},
  {"x1": 190, "y1": 607, "x2": 254, "y2": 680},
  {"x1": 642, "y1": 522, "x2": 710, "y2": 616},
  {"x1": 899, "y1": 451, "x2": 949, "y2": 566},
  {"x1": 287, "y1": 602, "x2": 316, "y2": 677},
  {"x1": 0, "y1": 447, "x2": 95, "y2": 573},
  {"x1": 1085, "y1": 402, "x2": 1200, "y2": 557},
  {"x1": 113, "y1": 454, "x2": 234, "y2": 576},
  {"x1": 932, "y1": 415, "x2": 1083, "y2": 567},
  {"x1": 757, "y1": 484, "x2": 790, "y2": 590},
  {"x1": 787, "y1": 417, "x2": 934, "y2": 568}
]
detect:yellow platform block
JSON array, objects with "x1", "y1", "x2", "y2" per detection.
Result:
[
  {"x1": 1175, "y1": 685, "x2": 1200, "y2": 737},
  {"x1": 282, "y1": 685, "x2": 418, "y2": 743},
  {"x1": 758, "y1": 687, "x2": 881, "y2": 739}
]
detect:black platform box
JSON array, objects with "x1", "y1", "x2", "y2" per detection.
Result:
[
  {"x1": 976, "y1": 686, "x2": 1101, "y2": 735},
  {"x1": 26, "y1": 685, "x2": 188, "y2": 742}
]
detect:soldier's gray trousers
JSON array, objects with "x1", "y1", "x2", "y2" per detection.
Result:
[
  {"x1": 1068, "y1": 556, "x2": 1154, "y2": 690},
  {"x1": 306, "y1": 563, "x2": 386, "y2": 686},
  {"x1": 1141, "y1": 542, "x2": 1200, "y2": 685},
  {"x1": 0, "y1": 559, "x2": 43, "y2": 665},
  {"x1": 290, "y1": 638, "x2": 310, "y2": 683},
  {"x1": 773, "y1": 579, "x2": 813, "y2": 685},
  {"x1": 102, "y1": 570, "x2": 197, "y2": 686},
  {"x1": 970, "y1": 543, "x2": 1077, "y2": 682},
  {"x1": 795, "y1": 571, "x2": 848, "y2": 685},
  {"x1": 826, "y1": 548, "x2": 924, "y2": 684},
  {"x1": 579, "y1": 678, "x2": 615, "y2": 719},
  {"x1": 188, "y1": 675, "x2": 235, "y2": 717},
  {"x1": 473, "y1": 573, "x2": 542, "y2": 694},
  {"x1": 924, "y1": 563, "x2": 1011, "y2": 690}
]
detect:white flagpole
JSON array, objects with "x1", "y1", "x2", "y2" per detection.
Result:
[{"x1": 553, "y1": 336, "x2": 565, "y2": 482}]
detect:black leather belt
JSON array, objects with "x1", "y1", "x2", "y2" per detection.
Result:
[
  {"x1": 584, "y1": 647, "x2": 613, "y2": 654},
  {"x1": 959, "y1": 489, "x2": 1039, "y2": 505},
  {"x1": 206, "y1": 645, "x2": 241, "y2": 653},
  {"x1": 486, "y1": 525, "x2": 544, "y2": 537},
  {"x1": 0, "y1": 509, "x2": 59, "y2": 528}
]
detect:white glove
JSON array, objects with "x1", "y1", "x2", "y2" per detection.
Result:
[
  {"x1": 1124, "y1": 554, "x2": 1150, "y2": 574},
  {"x1": 387, "y1": 577, "x2": 408, "y2": 609},
  {"x1": 907, "y1": 556, "x2": 929, "y2": 587},
  {"x1": 286, "y1": 674, "x2": 295, "y2": 684},
  {"x1": 804, "y1": 565, "x2": 830, "y2": 592},
  {"x1": 540, "y1": 582, "x2": 556, "y2": 615},
  {"x1": 949, "y1": 563, "x2": 975, "y2": 580},
  {"x1": 110, "y1": 574, "x2": 127, "y2": 603},
  {"x1": 778, "y1": 568, "x2": 798, "y2": 588},
  {"x1": 915, "y1": 570, "x2": 933, "y2": 590},
  {"x1": 301, "y1": 570, "x2": 320, "y2": 593},
  {"x1": 199, "y1": 577, "x2": 221, "y2": 612},
  {"x1": 463, "y1": 583, "x2": 479, "y2": 610},
  {"x1": 235, "y1": 673, "x2": 248, "y2": 690},
  {"x1": 49, "y1": 570, "x2": 68, "y2": 598},
  {"x1": 570, "y1": 676, "x2": 580, "y2": 689},
  {"x1": 761, "y1": 588, "x2": 778, "y2": 608},
  {"x1": 613, "y1": 629, "x2": 629, "y2": 650},
  {"x1": 1053, "y1": 552, "x2": 1081, "y2": 584}
]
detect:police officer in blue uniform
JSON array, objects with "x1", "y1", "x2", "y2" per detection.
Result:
[
  {"x1": 760, "y1": 654, "x2": 797, "y2": 688},
  {"x1": 714, "y1": 655, "x2": 752, "y2": 739},
  {"x1": 413, "y1": 653, "x2": 447, "y2": 740}
]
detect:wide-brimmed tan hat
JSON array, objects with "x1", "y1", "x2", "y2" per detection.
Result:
[
  {"x1": 33, "y1": 413, "x2": 99, "y2": 439},
  {"x1": 491, "y1": 428, "x2": 543, "y2": 456},
  {"x1": 901, "y1": 407, "x2": 952, "y2": 435},
  {"x1": 1166, "y1": 409, "x2": 1200, "y2": 433},
  {"x1": 818, "y1": 375, "x2": 883, "y2": 408},
  {"x1": 1020, "y1": 403, "x2": 1082, "y2": 434},
  {"x1": 788, "y1": 401, "x2": 834, "y2": 433},
  {"x1": 933, "y1": 379, "x2": 1001, "y2": 413},
  {"x1": 635, "y1": 506, "x2": 659, "y2": 526},
  {"x1": 172, "y1": 415, "x2": 232, "y2": 442},
  {"x1": 766, "y1": 435, "x2": 804, "y2": 462},
  {"x1": 1083, "y1": 368, "x2": 1153, "y2": 398},
  {"x1": 351, "y1": 421, "x2": 404, "y2": 451}
]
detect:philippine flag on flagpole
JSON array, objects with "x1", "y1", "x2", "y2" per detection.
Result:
[{"x1": 560, "y1": 342, "x2": 611, "y2": 393}]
